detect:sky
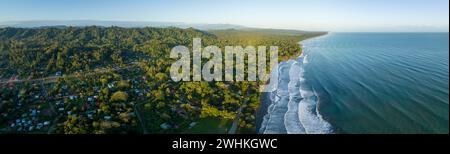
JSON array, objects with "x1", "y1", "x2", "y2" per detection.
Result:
[{"x1": 0, "y1": 0, "x2": 448, "y2": 32}]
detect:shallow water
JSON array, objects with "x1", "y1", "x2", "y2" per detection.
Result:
[{"x1": 260, "y1": 33, "x2": 449, "y2": 134}]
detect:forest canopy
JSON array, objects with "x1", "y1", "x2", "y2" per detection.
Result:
[{"x1": 0, "y1": 26, "x2": 325, "y2": 134}]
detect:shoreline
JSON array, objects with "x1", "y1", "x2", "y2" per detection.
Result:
[{"x1": 255, "y1": 32, "x2": 329, "y2": 133}]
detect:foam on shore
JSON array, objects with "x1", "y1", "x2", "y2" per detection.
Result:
[{"x1": 260, "y1": 47, "x2": 333, "y2": 134}]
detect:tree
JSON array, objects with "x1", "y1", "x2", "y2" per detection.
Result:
[
  {"x1": 117, "y1": 80, "x2": 131, "y2": 90},
  {"x1": 110, "y1": 91, "x2": 128, "y2": 102},
  {"x1": 0, "y1": 26, "x2": 317, "y2": 134}
]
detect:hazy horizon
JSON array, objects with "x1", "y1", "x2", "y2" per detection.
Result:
[{"x1": 0, "y1": 0, "x2": 449, "y2": 32}]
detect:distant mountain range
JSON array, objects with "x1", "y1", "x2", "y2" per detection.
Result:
[{"x1": 0, "y1": 20, "x2": 248, "y2": 30}]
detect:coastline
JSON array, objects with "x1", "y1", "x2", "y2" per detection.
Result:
[{"x1": 255, "y1": 32, "x2": 329, "y2": 133}]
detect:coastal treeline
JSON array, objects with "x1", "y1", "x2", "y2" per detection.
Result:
[{"x1": 0, "y1": 26, "x2": 323, "y2": 134}]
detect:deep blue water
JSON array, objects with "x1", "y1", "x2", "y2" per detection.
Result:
[{"x1": 302, "y1": 33, "x2": 449, "y2": 133}]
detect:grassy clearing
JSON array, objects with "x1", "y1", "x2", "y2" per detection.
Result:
[{"x1": 185, "y1": 117, "x2": 232, "y2": 134}]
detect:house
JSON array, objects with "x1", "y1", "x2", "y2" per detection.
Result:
[
  {"x1": 107, "y1": 83, "x2": 114, "y2": 89},
  {"x1": 87, "y1": 114, "x2": 93, "y2": 119},
  {"x1": 68, "y1": 95, "x2": 79, "y2": 100},
  {"x1": 104, "y1": 116, "x2": 112, "y2": 120},
  {"x1": 30, "y1": 110, "x2": 37, "y2": 116},
  {"x1": 191, "y1": 106, "x2": 200, "y2": 111},
  {"x1": 188, "y1": 122, "x2": 197, "y2": 129},
  {"x1": 160, "y1": 123, "x2": 171, "y2": 130},
  {"x1": 55, "y1": 71, "x2": 62, "y2": 76},
  {"x1": 177, "y1": 110, "x2": 188, "y2": 118}
]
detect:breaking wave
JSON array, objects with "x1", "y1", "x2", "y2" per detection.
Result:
[{"x1": 260, "y1": 48, "x2": 333, "y2": 134}]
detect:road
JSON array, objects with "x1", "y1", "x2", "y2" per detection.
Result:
[
  {"x1": 228, "y1": 106, "x2": 243, "y2": 134},
  {"x1": 134, "y1": 102, "x2": 149, "y2": 134},
  {"x1": 0, "y1": 64, "x2": 142, "y2": 134},
  {"x1": 0, "y1": 64, "x2": 138, "y2": 85}
]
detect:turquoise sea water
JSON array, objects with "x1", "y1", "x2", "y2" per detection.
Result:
[{"x1": 302, "y1": 33, "x2": 449, "y2": 133}]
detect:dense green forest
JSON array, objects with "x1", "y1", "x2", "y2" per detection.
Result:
[{"x1": 0, "y1": 26, "x2": 325, "y2": 134}]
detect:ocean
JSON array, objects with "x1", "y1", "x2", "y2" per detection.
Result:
[{"x1": 259, "y1": 33, "x2": 449, "y2": 134}]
